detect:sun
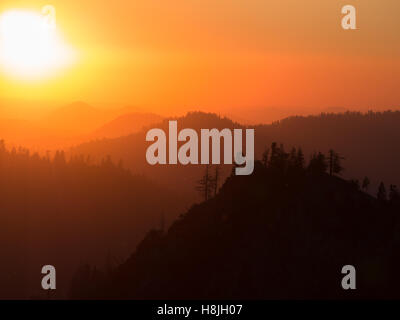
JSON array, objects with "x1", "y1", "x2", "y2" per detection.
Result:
[{"x1": 0, "y1": 9, "x2": 76, "y2": 80}]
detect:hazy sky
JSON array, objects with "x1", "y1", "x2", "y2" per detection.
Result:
[{"x1": 1, "y1": 0, "x2": 400, "y2": 117}]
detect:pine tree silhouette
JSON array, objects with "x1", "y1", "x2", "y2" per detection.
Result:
[
  {"x1": 377, "y1": 182, "x2": 387, "y2": 201},
  {"x1": 196, "y1": 165, "x2": 214, "y2": 201},
  {"x1": 261, "y1": 147, "x2": 269, "y2": 167},
  {"x1": 389, "y1": 185, "x2": 400, "y2": 203},
  {"x1": 362, "y1": 176, "x2": 370, "y2": 192},
  {"x1": 213, "y1": 166, "x2": 221, "y2": 197},
  {"x1": 308, "y1": 152, "x2": 328, "y2": 175},
  {"x1": 328, "y1": 149, "x2": 344, "y2": 176}
]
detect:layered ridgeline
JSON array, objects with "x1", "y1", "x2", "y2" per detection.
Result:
[
  {"x1": 0, "y1": 102, "x2": 163, "y2": 150},
  {"x1": 0, "y1": 143, "x2": 180, "y2": 299},
  {"x1": 72, "y1": 110, "x2": 400, "y2": 200},
  {"x1": 71, "y1": 112, "x2": 240, "y2": 203},
  {"x1": 69, "y1": 146, "x2": 400, "y2": 299}
]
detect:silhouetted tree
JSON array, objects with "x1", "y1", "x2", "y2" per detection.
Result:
[
  {"x1": 288, "y1": 147, "x2": 297, "y2": 167},
  {"x1": 53, "y1": 150, "x2": 66, "y2": 168},
  {"x1": 308, "y1": 152, "x2": 328, "y2": 175},
  {"x1": 261, "y1": 147, "x2": 269, "y2": 167},
  {"x1": 268, "y1": 142, "x2": 279, "y2": 167},
  {"x1": 389, "y1": 185, "x2": 400, "y2": 203},
  {"x1": 196, "y1": 165, "x2": 214, "y2": 201},
  {"x1": 377, "y1": 182, "x2": 387, "y2": 201},
  {"x1": 362, "y1": 176, "x2": 370, "y2": 192},
  {"x1": 268, "y1": 142, "x2": 288, "y2": 173},
  {"x1": 213, "y1": 166, "x2": 221, "y2": 197},
  {"x1": 287, "y1": 147, "x2": 305, "y2": 176},
  {"x1": 296, "y1": 148, "x2": 305, "y2": 169},
  {"x1": 328, "y1": 149, "x2": 344, "y2": 176}
]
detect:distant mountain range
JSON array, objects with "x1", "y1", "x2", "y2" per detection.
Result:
[
  {"x1": 90, "y1": 112, "x2": 163, "y2": 139},
  {"x1": 0, "y1": 102, "x2": 164, "y2": 149},
  {"x1": 71, "y1": 110, "x2": 400, "y2": 202},
  {"x1": 1, "y1": 103, "x2": 400, "y2": 199},
  {"x1": 38, "y1": 102, "x2": 147, "y2": 135}
]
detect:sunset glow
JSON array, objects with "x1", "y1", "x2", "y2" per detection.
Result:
[
  {"x1": 0, "y1": 0, "x2": 399, "y2": 119},
  {"x1": 0, "y1": 9, "x2": 76, "y2": 80}
]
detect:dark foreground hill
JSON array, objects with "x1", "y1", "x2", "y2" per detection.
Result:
[{"x1": 69, "y1": 151, "x2": 400, "y2": 299}]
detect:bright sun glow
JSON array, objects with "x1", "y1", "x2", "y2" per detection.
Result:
[{"x1": 0, "y1": 9, "x2": 76, "y2": 80}]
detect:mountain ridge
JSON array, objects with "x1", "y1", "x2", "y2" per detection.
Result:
[
  {"x1": 69, "y1": 157, "x2": 400, "y2": 299},
  {"x1": 71, "y1": 110, "x2": 400, "y2": 199}
]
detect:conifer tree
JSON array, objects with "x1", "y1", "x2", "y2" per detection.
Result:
[
  {"x1": 362, "y1": 176, "x2": 370, "y2": 192},
  {"x1": 328, "y1": 149, "x2": 344, "y2": 176},
  {"x1": 377, "y1": 182, "x2": 387, "y2": 201},
  {"x1": 196, "y1": 165, "x2": 214, "y2": 201}
]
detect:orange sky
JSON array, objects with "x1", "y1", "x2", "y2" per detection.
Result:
[{"x1": 0, "y1": 0, "x2": 400, "y2": 120}]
